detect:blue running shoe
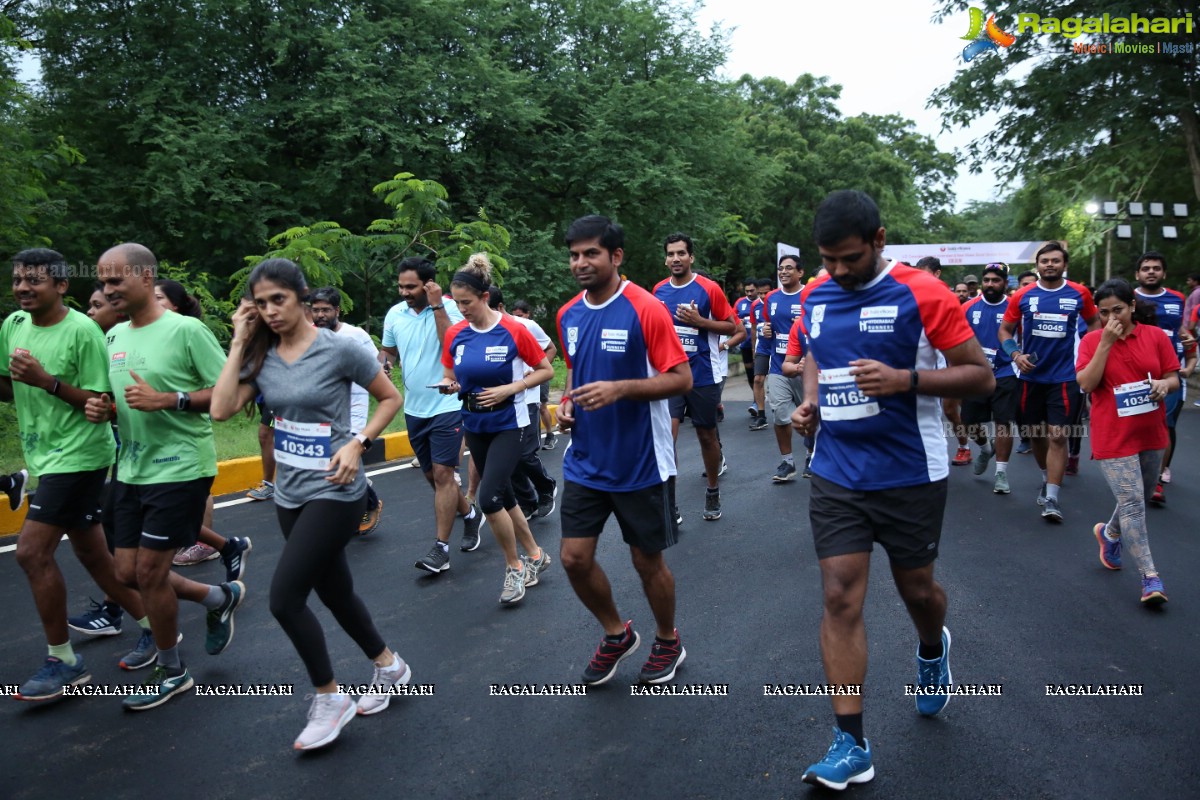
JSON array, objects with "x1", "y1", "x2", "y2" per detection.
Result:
[
  {"x1": 205, "y1": 580, "x2": 245, "y2": 655},
  {"x1": 68, "y1": 598, "x2": 123, "y2": 636},
  {"x1": 915, "y1": 626, "x2": 953, "y2": 716},
  {"x1": 122, "y1": 665, "x2": 193, "y2": 711},
  {"x1": 1093, "y1": 523, "x2": 1121, "y2": 570},
  {"x1": 1140, "y1": 575, "x2": 1168, "y2": 605},
  {"x1": 16, "y1": 656, "x2": 91, "y2": 701},
  {"x1": 802, "y1": 727, "x2": 874, "y2": 790}
]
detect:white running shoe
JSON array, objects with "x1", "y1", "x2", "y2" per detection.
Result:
[
  {"x1": 356, "y1": 655, "x2": 412, "y2": 716},
  {"x1": 294, "y1": 692, "x2": 356, "y2": 751}
]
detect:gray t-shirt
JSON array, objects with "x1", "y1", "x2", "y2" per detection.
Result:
[{"x1": 250, "y1": 328, "x2": 382, "y2": 508}]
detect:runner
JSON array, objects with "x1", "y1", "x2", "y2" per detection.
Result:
[
  {"x1": 2, "y1": 249, "x2": 147, "y2": 701},
  {"x1": 735, "y1": 277, "x2": 760, "y2": 417},
  {"x1": 556, "y1": 215, "x2": 691, "y2": 685},
  {"x1": 791, "y1": 191, "x2": 995, "y2": 790},
  {"x1": 912, "y1": 257, "x2": 973, "y2": 466},
  {"x1": 211, "y1": 258, "x2": 409, "y2": 750},
  {"x1": 1076, "y1": 279, "x2": 1178, "y2": 605},
  {"x1": 961, "y1": 264, "x2": 1020, "y2": 493},
  {"x1": 511, "y1": 300, "x2": 558, "y2": 450},
  {"x1": 85, "y1": 242, "x2": 245, "y2": 710},
  {"x1": 1013, "y1": 270, "x2": 1038, "y2": 455},
  {"x1": 998, "y1": 243, "x2": 1098, "y2": 522},
  {"x1": 749, "y1": 277, "x2": 774, "y2": 431},
  {"x1": 653, "y1": 233, "x2": 737, "y2": 522},
  {"x1": 439, "y1": 253, "x2": 555, "y2": 604},
  {"x1": 759, "y1": 254, "x2": 808, "y2": 482}
]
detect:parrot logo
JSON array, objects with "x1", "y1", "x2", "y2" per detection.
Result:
[{"x1": 961, "y1": 7, "x2": 1016, "y2": 62}]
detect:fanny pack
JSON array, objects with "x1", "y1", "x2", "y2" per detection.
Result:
[{"x1": 462, "y1": 392, "x2": 514, "y2": 413}]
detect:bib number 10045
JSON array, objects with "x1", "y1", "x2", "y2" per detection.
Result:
[{"x1": 274, "y1": 417, "x2": 332, "y2": 470}]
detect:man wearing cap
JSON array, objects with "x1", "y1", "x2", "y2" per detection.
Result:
[{"x1": 964, "y1": 275, "x2": 980, "y2": 299}]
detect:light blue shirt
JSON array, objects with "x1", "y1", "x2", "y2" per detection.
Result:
[{"x1": 381, "y1": 300, "x2": 464, "y2": 419}]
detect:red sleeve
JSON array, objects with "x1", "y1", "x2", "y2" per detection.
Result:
[
  {"x1": 629, "y1": 286, "x2": 688, "y2": 374},
  {"x1": 786, "y1": 320, "x2": 806, "y2": 358},
  {"x1": 1071, "y1": 281, "x2": 1098, "y2": 322},
  {"x1": 502, "y1": 316, "x2": 547, "y2": 366},
  {"x1": 441, "y1": 320, "x2": 469, "y2": 369},
  {"x1": 1076, "y1": 330, "x2": 1099, "y2": 375},
  {"x1": 703, "y1": 277, "x2": 735, "y2": 321},
  {"x1": 1003, "y1": 284, "x2": 1031, "y2": 325},
  {"x1": 556, "y1": 294, "x2": 583, "y2": 370}
]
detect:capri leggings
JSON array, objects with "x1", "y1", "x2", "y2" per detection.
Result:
[
  {"x1": 271, "y1": 496, "x2": 386, "y2": 687},
  {"x1": 1097, "y1": 449, "x2": 1164, "y2": 577},
  {"x1": 465, "y1": 427, "x2": 525, "y2": 514}
]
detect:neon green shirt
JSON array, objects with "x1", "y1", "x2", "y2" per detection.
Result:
[
  {"x1": 0, "y1": 309, "x2": 116, "y2": 477},
  {"x1": 103, "y1": 312, "x2": 226, "y2": 484}
]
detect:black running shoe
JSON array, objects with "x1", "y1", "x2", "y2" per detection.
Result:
[
  {"x1": 638, "y1": 630, "x2": 687, "y2": 684},
  {"x1": 582, "y1": 621, "x2": 641, "y2": 686}
]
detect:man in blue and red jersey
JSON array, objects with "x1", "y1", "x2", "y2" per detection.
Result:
[
  {"x1": 759, "y1": 254, "x2": 808, "y2": 482},
  {"x1": 790, "y1": 191, "x2": 994, "y2": 791},
  {"x1": 749, "y1": 277, "x2": 774, "y2": 430},
  {"x1": 1133, "y1": 251, "x2": 1197, "y2": 502},
  {"x1": 734, "y1": 277, "x2": 759, "y2": 417},
  {"x1": 998, "y1": 242, "x2": 1098, "y2": 523},
  {"x1": 961, "y1": 263, "x2": 1020, "y2": 494},
  {"x1": 556, "y1": 215, "x2": 692, "y2": 687},
  {"x1": 654, "y1": 233, "x2": 738, "y2": 522}
]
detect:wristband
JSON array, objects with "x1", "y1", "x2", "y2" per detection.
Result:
[
  {"x1": 1001, "y1": 338, "x2": 1021, "y2": 357},
  {"x1": 48, "y1": 378, "x2": 61, "y2": 396},
  {"x1": 430, "y1": 304, "x2": 445, "y2": 311},
  {"x1": 910, "y1": 369, "x2": 919, "y2": 392},
  {"x1": 176, "y1": 391, "x2": 191, "y2": 411}
]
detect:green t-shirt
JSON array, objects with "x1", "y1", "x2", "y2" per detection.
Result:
[
  {"x1": 103, "y1": 312, "x2": 226, "y2": 484},
  {"x1": 0, "y1": 308, "x2": 116, "y2": 477}
]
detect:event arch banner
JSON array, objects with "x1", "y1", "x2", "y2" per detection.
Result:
[{"x1": 882, "y1": 242, "x2": 1047, "y2": 266}]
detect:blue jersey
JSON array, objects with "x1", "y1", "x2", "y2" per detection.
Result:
[
  {"x1": 753, "y1": 298, "x2": 771, "y2": 357},
  {"x1": 1003, "y1": 280, "x2": 1097, "y2": 384},
  {"x1": 442, "y1": 314, "x2": 545, "y2": 434},
  {"x1": 1136, "y1": 287, "x2": 1186, "y2": 365},
  {"x1": 557, "y1": 281, "x2": 688, "y2": 492},
  {"x1": 735, "y1": 296, "x2": 755, "y2": 348},
  {"x1": 801, "y1": 263, "x2": 974, "y2": 490},
  {"x1": 652, "y1": 274, "x2": 735, "y2": 388},
  {"x1": 963, "y1": 295, "x2": 1013, "y2": 378},
  {"x1": 762, "y1": 287, "x2": 804, "y2": 375}
]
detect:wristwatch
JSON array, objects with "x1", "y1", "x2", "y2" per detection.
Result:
[
  {"x1": 354, "y1": 433, "x2": 372, "y2": 450},
  {"x1": 176, "y1": 391, "x2": 191, "y2": 411}
]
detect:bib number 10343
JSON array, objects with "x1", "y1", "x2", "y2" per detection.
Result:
[{"x1": 274, "y1": 417, "x2": 332, "y2": 470}]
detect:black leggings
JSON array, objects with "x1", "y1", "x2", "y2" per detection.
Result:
[
  {"x1": 466, "y1": 427, "x2": 525, "y2": 514},
  {"x1": 271, "y1": 497, "x2": 385, "y2": 687}
]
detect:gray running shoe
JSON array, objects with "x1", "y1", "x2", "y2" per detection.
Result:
[
  {"x1": 415, "y1": 542, "x2": 450, "y2": 573},
  {"x1": 1042, "y1": 497, "x2": 1063, "y2": 523},
  {"x1": 121, "y1": 630, "x2": 182, "y2": 671},
  {"x1": 246, "y1": 480, "x2": 274, "y2": 501},
  {"x1": 773, "y1": 460, "x2": 797, "y2": 482},
  {"x1": 16, "y1": 656, "x2": 90, "y2": 701},
  {"x1": 972, "y1": 444, "x2": 995, "y2": 475},
  {"x1": 523, "y1": 548, "x2": 552, "y2": 588},
  {"x1": 1036, "y1": 481, "x2": 1047, "y2": 506},
  {"x1": 993, "y1": 472, "x2": 1011, "y2": 494},
  {"x1": 500, "y1": 564, "x2": 527, "y2": 604},
  {"x1": 703, "y1": 489, "x2": 721, "y2": 521},
  {"x1": 205, "y1": 581, "x2": 246, "y2": 655}
]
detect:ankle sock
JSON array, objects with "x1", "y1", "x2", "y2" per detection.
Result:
[
  {"x1": 918, "y1": 640, "x2": 944, "y2": 660},
  {"x1": 48, "y1": 641, "x2": 77, "y2": 667},
  {"x1": 835, "y1": 713, "x2": 865, "y2": 748}
]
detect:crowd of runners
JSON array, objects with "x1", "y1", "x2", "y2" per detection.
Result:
[{"x1": 2, "y1": 191, "x2": 1192, "y2": 781}]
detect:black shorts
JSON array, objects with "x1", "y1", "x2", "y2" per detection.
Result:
[
  {"x1": 754, "y1": 353, "x2": 770, "y2": 379},
  {"x1": 407, "y1": 410, "x2": 465, "y2": 471},
  {"x1": 961, "y1": 375, "x2": 1020, "y2": 426},
  {"x1": 1017, "y1": 380, "x2": 1081, "y2": 429},
  {"x1": 560, "y1": 479, "x2": 678, "y2": 554},
  {"x1": 539, "y1": 382, "x2": 550, "y2": 403},
  {"x1": 668, "y1": 383, "x2": 722, "y2": 428},
  {"x1": 257, "y1": 397, "x2": 274, "y2": 428},
  {"x1": 809, "y1": 475, "x2": 948, "y2": 569},
  {"x1": 739, "y1": 345, "x2": 755, "y2": 375},
  {"x1": 110, "y1": 477, "x2": 214, "y2": 551},
  {"x1": 24, "y1": 468, "x2": 107, "y2": 530}
]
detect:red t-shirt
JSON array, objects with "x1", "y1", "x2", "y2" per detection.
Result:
[{"x1": 1076, "y1": 324, "x2": 1178, "y2": 459}]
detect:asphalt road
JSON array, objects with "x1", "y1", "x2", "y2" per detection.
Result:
[{"x1": 2, "y1": 379, "x2": 1199, "y2": 799}]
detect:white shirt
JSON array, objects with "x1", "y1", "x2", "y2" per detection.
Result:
[{"x1": 333, "y1": 323, "x2": 378, "y2": 432}]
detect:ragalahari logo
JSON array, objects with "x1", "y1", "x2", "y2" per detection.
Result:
[{"x1": 961, "y1": 7, "x2": 1016, "y2": 61}]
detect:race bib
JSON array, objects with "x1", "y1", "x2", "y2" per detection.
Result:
[
  {"x1": 674, "y1": 325, "x2": 699, "y2": 354},
  {"x1": 776, "y1": 338, "x2": 789, "y2": 354},
  {"x1": 1113, "y1": 380, "x2": 1158, "y2": 418},
  {"x1": 1031, "y1": 312, "x2": 1068, "y2": 339},
  {"x1": 982, "y1": 347, "x2": 997, "y2": 367},
  {"x1": 274, "y1": 417, "x2": 332, "y2": 470},
  {"x1": 818, "y1": 367, "x2": 880, "y2": 421}
]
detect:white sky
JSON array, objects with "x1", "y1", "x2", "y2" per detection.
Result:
[{"x1": 695, "y1": 0, "x2": 1004, "y2": 210}]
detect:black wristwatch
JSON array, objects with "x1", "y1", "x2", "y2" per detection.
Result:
[
  {"x1": 429, "y1": 304, "x2": 445, "y2": 311},
  {"x1": 354, "y1": 433, "x2": 372, "y2": 450},
  {"x1": 176, "y1": 391, "x2": 191, "y2": 411}
]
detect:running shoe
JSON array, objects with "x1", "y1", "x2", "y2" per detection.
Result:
[
  {"x1": 952, "y1": 446, "x2": 971, "y2": 466},
  {"x1": 541, "y1": 432, "x2": 556, "y2": 450},
  {"x1": 410, "y1": 457, "x2": 421, "y2": 469},
  {"x1": 5, "y1": 468, "x2": 28, "y2": 511},
  {"x1": 173, "y1": 543, "x2": 219, "y2": 566},
  {"x1": 673, "y1": 507, "x2": 683, "y2": 527},
  {"x1": 1092, "y1": 523, "x2": 1121, "y2": 570},
  {"x1": 500, "y1": 563, "x2": 527, "y2": 604},
  {"x1": 460, "y1": 504, "x2": 483, "y2": 552},
  {"x1": 1140, "y1": 574, "x2": 1168, "y2": 605},
  {"x1": 1036, "y1": 481, "x2": 1047, "y2": 506},
  {"x1": 294, "y1": 692, "x2": 356, "y2": 750},
  {"x1": 120, "y1": 630, "x2": 182, "y2": 671},
  {"x1": 915, "y1": 626, "x2": 953, "y2": 716},
  {"x1": 356, "y1": 655, "x2": 412, "y2": 716},
  {"x1": 522, "y1": 548, "x2": 552, "y2": 588},
  {"x1": 703, "y1": 489, "x2": 721, "y2": 521},
  {"x1": 1150, "y1": 484, "x2": 1165, "y2": 507},
  {"x1": 358, "y1": 499, "x2": 383, "y2": 535},
  {"x1": 701, "y1": 456, "x2": 729, "y2": 478},
  {"x1": 972, "y1": 443, "x2": 995, "y2": 475},
  {"x1": 1160, "y1": 467, "x2": 1171, "y2": 484},
  {"x1": 638, "y1": 630, "x2": 686, "y2": 684},
  {"x1": 749, "y1": 415, "x2": 768, "y2": 431},
  {"x1": 205, "y1": 580, "x2": 246, "y2": 655},
  {"x1": 221, "y1": 536, "x2": 253, "y2": 583},
  {"x1": 747, "y1": 405, "x2": 758, "y2": 417},
  {"x1": 246, "y1": 480, "x2": 274, "y2": 501},
  {"x1": 1016, "y1": 439, "x2": 1032, "y2": 455},
  {"x1": 122, "y1": 665, "x2": 193, "y2": 711},
  {"x1": 415, "y1": 542, "x2": 450, "y2": 574},
  {"x1": 1065, "y1": 454, "x2": 1079, "y2": 476},
  {"x1": 993, "y1": 472, "x2": 1010, "y2": 494},
  {"x1": 520, "y1": 502, "x2": 537, "y2": 521},
  {"x1": 1042, "y1": 497, "x2": 1063, "y2": 523},
  {"x1": 15, "y1": 656, "x2": 90, "y2": 701},
  {"x1": 537, "y1": 481, "x2": 558, "y2": 519},
  {"x1": 68, "y1": 598, "x2": 124, "y2": 636},
  {"x1": 802, "y1": 455, "x2": 813, "y2": 479},
  {"x1": 802, "y1": 728, "x2": 874, "y2": 790},
  {"x1": 772, "y1": 460, "x2": 797, "y2": 483},
  {"x1": 581, "y1": 621, "x2": 641, "y2": 686}
]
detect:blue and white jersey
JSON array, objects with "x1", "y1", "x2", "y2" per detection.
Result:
[
  {"x1": 441, "y1": 314, "x2": 545, "y2": 434},
  {"x1": 963, "y1": 295, "x2": 1013, "y2": 378},
  {"x1": 800, "y1": 263, "x2": 975, "y2": 491},
  {"x1": 652, "y1": 274, "x2": 735, "y2": 388},
  {"x1": 557, "y1": 281, "x2": 688, "y2": 492},
  {"x1": 762, "y1": 287, "x2": 804, "y2": 375},
  {"x1": 735, "y1": 296, "x2": 755, "y2": 347},
  {"x1": 1003, "y1": 281, "x2": 1097, "y2": 384},
  {"x1": 1136, "y1": 287, "x2": 1187, "y2": 365}
]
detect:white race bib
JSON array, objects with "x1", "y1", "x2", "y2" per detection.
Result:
[
  {"x1": 1031, "y1": 312, "x2": 1068, "y2": 339},
  {"x1": 818, "y1": 367, "x2": 880, "y2": 421},
  {"x1": 274, "y1": 417, "x2": 332, "y2": 470},
  {"x1": 1113, "y1": 380, "x2": 1157, "y2": 418},
  {"x1": 775, "y1": 338, "x2": 789, "y2": 354}
]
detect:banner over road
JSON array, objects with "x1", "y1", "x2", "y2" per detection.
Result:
[{"x1": 882, "y1": 241, "x2": 1047, "y2": 267}]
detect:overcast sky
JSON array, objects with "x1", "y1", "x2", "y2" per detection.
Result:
[{"x1": 695, "y1": 0, "x2": 1003, "y2": 210}]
